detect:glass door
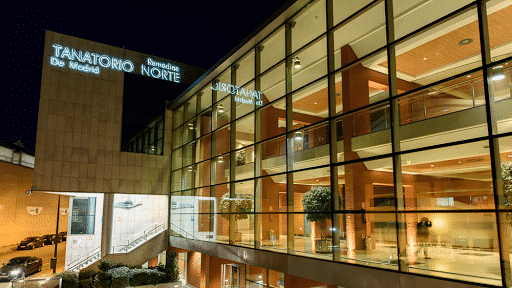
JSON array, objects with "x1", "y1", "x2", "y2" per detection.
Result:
[{"x1": 222, "y1": 264, "x2": 240, "y2": 288}]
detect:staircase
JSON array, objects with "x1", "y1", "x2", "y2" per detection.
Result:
[
  {"x1": 67, "y1": 247, "x2": 101, "y2": 272},
  {"x1": 112, "y1": 223, "x2": 166, "y2": 253}
]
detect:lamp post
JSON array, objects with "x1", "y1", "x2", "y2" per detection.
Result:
[{"x1": 52, "y1": 194, "x2": 61, "y2": 274}]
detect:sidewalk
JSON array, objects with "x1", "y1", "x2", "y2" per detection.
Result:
[{"x1": 0, "y1": 246, "x2": 17, "y2": 258}]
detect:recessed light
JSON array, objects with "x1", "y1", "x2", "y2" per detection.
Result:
[
  {"x1": 430, "y1": 165, "x2": 434, "y2": 167},
  {"x1": 423, "y1": 58, "x2": 427, "y2": 60},
  {"x1": 458, "y1": 38, "x2": 473, "y2": 45},
  {"x1": 444, "y1": 109, "x2": 449, "y2": 112},
  {"x1": 508, "y1": 155, "x2": 512, "y2": 158},
  {"x1": 316, "y1": 179, "x2": 319, "y2": 181},
  {"x1": 467, "y1": 75, "x2": 471, "y2": 78},
  {"x1": 314, "y1": 102, "x2": 317, "y2": 105}
]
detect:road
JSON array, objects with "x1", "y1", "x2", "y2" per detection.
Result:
[{"x1": 0, "y1": 242, "x2": 67, "y2": 280}]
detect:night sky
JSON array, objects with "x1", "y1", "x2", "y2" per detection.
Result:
[{"x1": 3, "y1": 0, "x2": 290, "y2": 154}]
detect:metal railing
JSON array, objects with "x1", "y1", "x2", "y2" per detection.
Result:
[
  {"x1": 169, "y1": 222, "x2": 199, "y2": 240},
  {"x1": 112, "y1": 223, "x2": 166, "y2": 253},
  {"x1": 67, "y1": 246, "x2": 101, "y2": 272}
]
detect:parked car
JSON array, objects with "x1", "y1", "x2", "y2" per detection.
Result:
[
  {"x1": 42, "y1": 234, "x2": 60, "y2": 245},
  {"x1": 58, "y1": 231, "x2": 67, "y2": 241},
  {"x1": 0, "y1": 257, "x2": 42, "y2": 280},
  {"x1": 17, "y1": 237, "x2": 44, "y2": 250}
]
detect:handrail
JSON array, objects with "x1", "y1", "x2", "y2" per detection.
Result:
[
  {"x1": 67, "y1": 246, "x2": 101, "y2": 271},
  {"x1": 169, "y1": 223, "x2": 198, "y2": 240},
  {"x1": 112, "y1": 223, "x2": 166, "y2": 253}
]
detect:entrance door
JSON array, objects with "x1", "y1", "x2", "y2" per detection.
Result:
[{"x1": 221, "y1": 264, "x2": 240, "y2": 288}]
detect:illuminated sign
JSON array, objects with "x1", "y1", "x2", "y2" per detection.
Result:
[
  {"x1": 49, "y1": 44, "x2": 180, "y2": 82},
  {"x1": 211, "y1": 82, "x2": 263, "y2": 106}
]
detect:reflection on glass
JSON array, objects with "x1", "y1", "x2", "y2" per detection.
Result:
[
  {"x1": 401, "y1": 212, "x2": 501, "y2": 286},
  {"x1": 292, "y1": 38, "x2": 327, "y2": 91},
  {"x1": 291, "y1": 0, "x2": 326, "y2": 52}
]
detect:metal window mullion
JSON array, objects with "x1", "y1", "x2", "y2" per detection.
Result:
[
  {"x1": 285, "y1": 20, "x2": 295, "y2": 254},
  {"x1": 477, "y1": 1, "x2": 510, "y2": 287},
  {"x1": 254, "y1": 45, "x2": 263, "y2": 249},
  {"x1": 327, "y1": 0, "x2": 340, "y2": 262},
  {"x1": 385, "y1": 0, "x2": 407, "y2": 273},
  {"x1": 229, "y1": 65, "x2": 237, "y2": 245}
]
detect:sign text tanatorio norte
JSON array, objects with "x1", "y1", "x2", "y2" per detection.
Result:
[{"x1": 50, "y1": 44, "x2": 180, "y2": 83}]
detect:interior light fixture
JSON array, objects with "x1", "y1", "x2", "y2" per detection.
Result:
[
  {"x1": 294, "y1": 131, "x2": 303, "y2": 141},
  {"x1": 492, "y1": 65, "x2": 505, "y2": 81},
  {"x1": 508, "y1": 154, "x2": 512, "y2": 158},
  {"x1": 423, "y1": 57, "x2": 427, "y2": 60},
  {"x1": 218, "y1": 156, "x2": 224, "y2": 163},
  {"x1": 458, "y1": 38, "x2": 473, "y2": 45},
  {"x1": 292, "y1": 57, "x2": 301, "y2": 69},
  {"x1": 188, "y1": 123, "x2": 194, "y2": 130},
  {"x1": 218, "y1": 104, "x2": 224, "y2": 113},
  {"x1": 188, "y1": 166, "x2": 193, "y2": 172}
]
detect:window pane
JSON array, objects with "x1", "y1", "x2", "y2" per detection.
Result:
[
  {"x1": 214, "y1": 69, "x2": 232, "y2": 101},
  {"x1": 214, "y1": 97, "x2": 231, "y2": 130},
  {"x1": 198, "y1": 109, "x2": 212, "y2": 137},
  {"x1": 212, "y1": 153, "x2": 230, "y2": 185},
  {"x1": 398, "y1": 72, "x2": 488, "y2": 151},
  {"x1": 200, "y1": 83, "x2": 213, "y2": 112},
  {"x1": 213, "y1": 126, "x2": 230, "y2": 157},
  {"x1": 337, "y1": 213, "x2": 398, "y2": 270},
  {"x1": 235, "y1": 146, "x2": 255, "y2": 181},
  {"x1": 195, "y1": 160, "x2": 211, "y2": 188},
  {"x1": 487, "y1": 0, "x2": 512, "y2": 60},
  {"x1": 393, "y1": 0, "x2": 472, "y2": 40},
  {"x1": 290, "y1": 122, "x2": 330, "y2": 171},
  {"x1": 184, "y1": 95, "x2": 197, "y2": 122},
  {"x1": 235, "y1": 81, "x2": 257, "y2": 119},
  {"x1": 171, "y1": 170, "x2": 182, "y2": 192},
  {"x1": 235, "y1": 113, "x2": 255, "y2": 149},
  {"x1": 292, "y1": 38, "x2": 327, "y2": 91},
  {"x1": 292, "y1": 78, "x2": 328, "y2": 125},
  {"x1": 498, "y1": 136, "x2": 512, "y2": 209},
  {"x1": 291, "y1": 0, "x2": 326, "y2": 52},
  {"x1": 401, "y1": 141, "x2": 494, "y2": 210},
  {"x1": 400, "y1": 212, "x2": 501, "y2": 286},
  {"x1": 173, "y1": 106, "x2": 184, "y2": 129},
  {"x1": 258, "y1": 97, "x2": 286, "y2": 142},
  {"x1": 335, "y1": 50, "x2": 389, "y2": 115},
  {"x1": 214, "y1": 183, "x2": 230, "y2": 244},
  {"x1": 233, "y1": 180, "x2": 255, "y2": 247},
  {"x1": 333, "y1": 0, "x2": 373, "y2": 27},
  {"x1": 394, "y1": 8, "x2": 481, "y2": 95},
  {"x1": 236, "y1": 50, "x2": 255, "y2": 86},
  {"x1": 334, "y1": 1, "x2": 386, "y2": 70},
  {"x1": 489, "y1": 63, "x2": 512, "y2": 135},
  {"x1": 260, "y1": 27, "x2": 285, "y2": 73},
  {"x1": 196, "y1": 135, "x2": 211, "y2": 163},
  {"x1": 260, "y1": 135, "x2": 287, "y2": 176},
  {"x1": 260, "y1": 62, "x2": 286, "y2": 105}
]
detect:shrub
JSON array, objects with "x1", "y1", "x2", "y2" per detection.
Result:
[
  {"x1": 93, "y1": 271, "x2": 111, "y2": 288},
  {"x1": 79, "y1": 278, "x2": 94, "y2": 288},
  {"x1": 79, "y1": 270, "x2": 97, "y2": 281},
  {"x1": 108, "y1": 267, "x2": 132, "y2": 288},
  {"x1": 54, "y1": 271, "x2": 79, "y2": 288},
  {"x1": 129, "y1": 268, "x2": 166, "y2": 286},
  {"x1": 98, "y1": 259, "x2": 120, "y2": 272}
]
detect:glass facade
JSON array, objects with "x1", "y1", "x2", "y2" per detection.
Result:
[
  {"x1": 122, "y1": 115, "x2": 164, "y2": 155},
  {"x1": 170, "y1": 0, "x2": 512, "y2": 286}
]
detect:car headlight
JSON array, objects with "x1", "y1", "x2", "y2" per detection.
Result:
[{"x1": 10, "y1": 269, "x2": 21, "y2": 275}]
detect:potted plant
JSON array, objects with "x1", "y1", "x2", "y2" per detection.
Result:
[
  {"x1": 302, "y1": 186, "x2": 341, "y2": 253},
  {"x1": 503, "y1": 162, "x2": 512, "y2": 226},
  {"x1": 219, "y1": 192, "x2": 253, "y2": 242}
]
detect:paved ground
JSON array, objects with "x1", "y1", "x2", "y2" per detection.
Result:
[{"x1": 0, "y1": 242, "x2": 66, "y2": 282}]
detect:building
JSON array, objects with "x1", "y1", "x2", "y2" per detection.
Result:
[{"x1": 33, "y1": 0, "x2": 512, "y2": 287}]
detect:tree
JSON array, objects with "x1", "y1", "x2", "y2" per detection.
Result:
[
  {"x1": 165, "y1": 250, "x2": 179, "y2": 282},
  {"x1": 302, "y1": 186, "x2": 341, "y2": 241},
  {"x1": 218, "y1": 193, "x2": 253, "y2": 237}
]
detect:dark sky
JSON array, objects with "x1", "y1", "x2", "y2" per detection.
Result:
[{"x1": 3, "y1": 0, "x2": 290, "y2": 154}]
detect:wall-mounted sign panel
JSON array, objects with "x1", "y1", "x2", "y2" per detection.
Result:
[
  {"x1": 211, "y1": 82, "x2": 263, "y2": 106},
  {"x1": 50, "y1": 44, "x2": 181, "y2": 83}
]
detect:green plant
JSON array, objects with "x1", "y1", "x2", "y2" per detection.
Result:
[
  {"x1": 236, "y1": 150, "x2": 246, "y2": 166},
  {"x1": 79, "y1": 278, "x2": 94, "y2": 288},
  {"x1": 219, "y1": 192, "x2": 253, "y2": 237},
  {"x1": 108, "y1": 267, "x2": 132, "y2": 288},
  {"x1": 93, "y1": 271, "x2": 111, "y2": 288},
  {"x1": 98, "y1": 259, "x2": 120, "y2": 273},
  {"x1": 164, "y1": 250, "x2": 179, "y2": 282},
  {"x1": 302, "y1": 186, "x2": 342, "y2": 240},
  {"x1": 503, "y1": 162, "x2": 512, "y2": 226},
  {"x1": 79, "y1": 270, "x2": 97, "y2": 281},
  {"x1": 54, "y1": 271, "x2": 79, "y2": 288}
]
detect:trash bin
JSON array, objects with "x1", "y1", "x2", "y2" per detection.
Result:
[{"x1": 365, "y1": 236, "x2": 372, "y2": 251}]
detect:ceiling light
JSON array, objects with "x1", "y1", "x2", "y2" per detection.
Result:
[
  {"x1": 444, "y1": 109, "x2": 449, "y2": 112},
  {"x1": 218, "y1": 156, "x2": 223, "y2": 163},
  {"x1": 188, "y1": 123, "x2": 194, "y2": 130},
  {"x1": 314, "y1": 102, "x2": 317, "y2": 105},
  {"x1": 508, "y1": 155, "x2": 512, "y2": 158},
  {"x1": 294, "y1": 131, "x2": 303, "y2": 141},
  {"x1": 423, "y1": 58, "x2": 427, "y2": 60},
  {"x1": 188, "y1": 166, "x2": 193, "y2": 172},
  {"x1": 458, "y1": 38, "x2": 473, "y2": 45},
  {"x1": 467, "y1": 75, "x2": 471, "y2": 78},
  {"x1": 292, "y1": 57, "x2": 301, "y2": 69},
  {"x1": 218, "y1": 104, "x2": 224, "y2": 113},
  {"x1": 492, "y1": 65, "x2": 505, "y2": 81},
  {"x1": 430, "y1": 165, "x2": 434, "y2": 167}
]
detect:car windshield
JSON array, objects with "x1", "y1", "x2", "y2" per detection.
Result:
[
  {"x1": 6, "y1": 259, "x2": 25, "y2": 266},
  {"x1": 23, "y1": 237, "x2": 36, "y2": 241}
]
